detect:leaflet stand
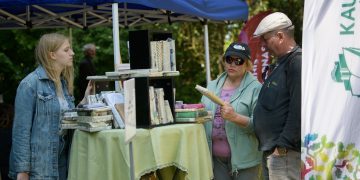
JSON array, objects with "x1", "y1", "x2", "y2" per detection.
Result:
[
  {"x1": 130, "y1": 142, "x2": 135, "y2": 180},
  {"x1": 124, "y1": 78, "x2": 136, "y2": 180}
]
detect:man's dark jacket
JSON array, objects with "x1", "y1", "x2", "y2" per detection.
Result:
[{"x1": 254, "y1": 46, "x2": 301, "y2": 152}]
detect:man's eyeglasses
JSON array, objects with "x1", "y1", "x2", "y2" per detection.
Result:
[
  {"x1": 224, "y1": 56, "x2": 245, "y2": 66},
  {"x1": 261, "y1": 32, "x2": 277, "y2": 42}
]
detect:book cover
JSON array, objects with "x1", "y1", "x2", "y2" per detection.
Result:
[
  {"x1": 124, "y1": 78, "x2": 136, "y2": 143},
  {"x1": 164, "y1": 100, "x2": 174, "y2": 123},
  {"x1": 162, "y1": 40, "x2": 171, "y2": 71},
  {"x1": 155, "y1": 41, "x2": 163, "y2": 71},
  {"x1": 115, "y1": 104, "x2": 125, "y2": 122},
  {"x1": 168, "y1": 38, "x2": 176, "y2": 71},
  {"x1": 150, "y1": 41, "x2": 157, "y2": 70},
  {"x1": 149, "y1": 86, "x2": 160, "y2": 125},
  {"x1": 155, "y1": 88, "x2": 167, "y2": 124},
  {"x1": 103, "y1": 92, "x2": 125, "y2": 128}
]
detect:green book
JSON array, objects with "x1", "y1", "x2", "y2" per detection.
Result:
[
  {"x1": 176, "y1": 115, "x2": 212, "y2": 123},
  {"x1": 175, "y1": 110, "x2": 208, "y2": 118}
]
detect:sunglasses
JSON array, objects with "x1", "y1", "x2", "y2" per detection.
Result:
[{"x1": 224, "y1": 56, "x2": 245, "y2": 66}]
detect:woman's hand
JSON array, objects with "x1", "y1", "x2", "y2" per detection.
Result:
[
  {"x1": 220, "y1": 102, "x2": 250, "y2": 127},
  {"x1": 84, "y1": 80, "x2": 95, "y2": 98},
  {"x1": 220, "y1": 102, "x2": 237, "y2": 122},
  {"x1": 17, "y1": 172, "x2": 29, "y2": 180},
  {"x1": 78, "y1": 80, "x2": 95, "y2": 106}
]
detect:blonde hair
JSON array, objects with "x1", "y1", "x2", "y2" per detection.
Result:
[
  {"x1": 244, "y1": 59, "x2": 253, "y2": 72},
  {"x1": 35, "y1": 33, "x2": 74, "y2": 96}
]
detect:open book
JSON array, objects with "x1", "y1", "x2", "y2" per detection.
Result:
[{"x1": 102, "y1": 92, "x2": 125, "y2": 128}]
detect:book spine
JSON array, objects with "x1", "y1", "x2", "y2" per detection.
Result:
[
  {"x1": 162, "y1": 40, "x2": 171, "y2": 71},
  {"x1": 155, "y1": 88, "x2": 167, "y2": 124},
  {"x1": 149, "y1": 86, "x2": 160, "y2": 125},
  {"x1": 150, "y1": 41, "x2": 157, "y2": 70},
  {"x1": 176, "y1": 110, "x2": 208, "y2": 118},
  {"x1": 169, "y1": 39, "x2": 176, "y2": 71},
  {"x1": 156, "y1": 41, "x2": 163, "y2": 71},
  {"x1": 164, "y1": 100, "x2": 174, "y2": 123},
  {"x1": 175, "y1": 117, "x2": 201, "y2": 122}
]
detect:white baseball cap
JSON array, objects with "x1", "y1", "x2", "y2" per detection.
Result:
[{"x1": 253, "y1": 12, "x2": 293, "y2": 37}]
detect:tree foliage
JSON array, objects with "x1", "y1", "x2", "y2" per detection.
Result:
[
  {"x1": 0, "y1": 29, "x2": 51, "y2": 103},
  {"x1": 248, "y1": 0, "x2": 304, "y2": 44}
]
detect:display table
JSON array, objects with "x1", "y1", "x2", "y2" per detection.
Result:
[{"x1": 67, "y1": 124, "x2": 213, "y2": 180}]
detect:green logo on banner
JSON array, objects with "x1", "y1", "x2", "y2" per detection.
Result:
[{"x1": 331, "y1": 47, "x2": 360, "y2": 97}]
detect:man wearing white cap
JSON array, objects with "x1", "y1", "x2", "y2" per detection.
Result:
[{"x1": 253, "y1": 12, "x2": 301, "y2": 180}]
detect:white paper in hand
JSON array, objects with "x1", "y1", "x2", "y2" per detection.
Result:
[{"x1": 195, "y1": 85, "x2": 225, "y2": 106}]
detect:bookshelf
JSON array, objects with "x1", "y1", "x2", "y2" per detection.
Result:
[
  {"x1": 129, "y1": 30, "x2": 176, "y2": 128},
  {"x1": 87, "y1": 29, "x2": 178, "y2": 128},
  {"x1": 134, "y1": 77, "x2": 175, "y2": 128}
]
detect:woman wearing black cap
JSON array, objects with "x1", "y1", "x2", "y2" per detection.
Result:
[{"x1": 201, "y1": 42, "x2": 262, "y2": 179}]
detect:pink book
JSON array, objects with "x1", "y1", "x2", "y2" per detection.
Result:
[{"x1": 181, "y1": 103, "x2": 205, "y2": 109}]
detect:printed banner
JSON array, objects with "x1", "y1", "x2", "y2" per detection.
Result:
[
  {"x1": 302, "y1": 0, "x2": 360, "y2": 179},
  {"x1": 239, "y1": 10, "x2": 272, "y2": 83}
]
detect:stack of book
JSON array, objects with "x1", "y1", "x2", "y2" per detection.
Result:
[
  {"x1": 76, "y1": 106, "x2": 113, "y2": 132},
  {"x1": 61, "y1": 110, "x2": 78, "y2": 129},
  {"x1": 175, "y1": 104, "x2": 212, "y2": 123}
]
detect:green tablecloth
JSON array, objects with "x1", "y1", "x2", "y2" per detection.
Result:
[{"x1": 68, "y1": 124, "x2": 213, "y2": 180}]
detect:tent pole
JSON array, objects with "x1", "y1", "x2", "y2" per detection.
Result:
[
  {"x1": 112, "y1": 3, "x2": 122, "y2": 91},
  {"x1": 113, "y1": 2, "x2": 135, "y2": 180},
  {"x1": 129, "y1": 141, "x2": 135, "y2": 180},
  {"x1": 83, "y1": 3, "x2": 87, "y2": 27},
  {"x1": 68, "y1": 27, "x2": 72, "y2": 44},
  {"x1": 203, "y1": 21, "x2": 211, "y2": 85}
]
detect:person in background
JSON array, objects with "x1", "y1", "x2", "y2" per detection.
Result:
[
  {"x1": 253, "y1": 12, "x2": 302, "y2": 180},
  {"x1": 9, "y1": 33, "x2": 93, "y2": 180},
  {"x1": 78, "y1": 43, "x2": 96, "y2": 98},
  {"x1": 201, "y1": 42, "x2": 262, "y2": 180}
]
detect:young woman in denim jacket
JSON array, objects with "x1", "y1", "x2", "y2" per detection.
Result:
[
  {"x1": 201, "y1": 42, "x2": 262, "y2": 180},
  {"x1": 9, "y1": 33, "x2": 92, "y2": 180}
]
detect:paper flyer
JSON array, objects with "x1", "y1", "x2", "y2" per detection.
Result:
[
  {"x1": 195, "y1": 85, "x2": 225, "y2": 106},
  {"x1": 124, "y1": 78, "x2": 136, "y2": 144}
]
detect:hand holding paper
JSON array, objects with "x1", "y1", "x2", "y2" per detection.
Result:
[{"x1": 195, "y1": 85, "x2": 225, "y2": 106}]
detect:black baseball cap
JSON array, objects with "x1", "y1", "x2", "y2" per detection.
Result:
[{"x1": 224, "y1": 42, "x2": 251, "y2": 60}]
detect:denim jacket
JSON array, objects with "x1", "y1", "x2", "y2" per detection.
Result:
[
  {"x1": 9, "y1": 66, "x2": 75, "y2": 180},
  {"x1": 201, "y1": 72, "x2": 263, "y2": 172}
]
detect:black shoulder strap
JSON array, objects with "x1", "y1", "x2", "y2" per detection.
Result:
[{"x1": 285, "y1": 47, "x2": 302, "y2": 69}]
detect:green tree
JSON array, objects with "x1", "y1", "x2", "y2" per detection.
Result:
[
  {"x1": 248, "y1": 0, "x2": 304, "y2": 44},
  {"x1": 0, "y1": 29, "x2": 52, "y2": 103}
]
